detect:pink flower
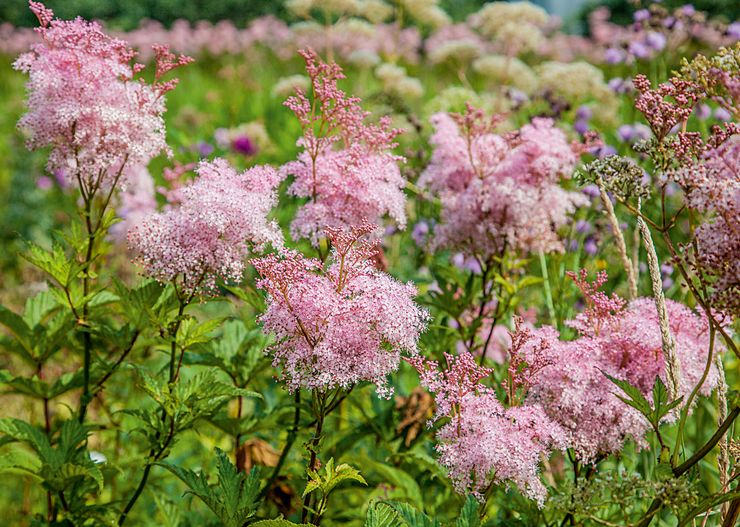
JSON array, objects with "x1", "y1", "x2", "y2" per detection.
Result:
[
  {"x1": 252, "y1": 222, "x2": 428, "y2": 396},
  {"x1": 676, "y1": 135, "x2": 739, "y2": 316},
  {"x1": 420, "y1": 106, "x2": 587, "y2": 259},
  {"x1": 409, "y1": 350, "x2": 565, "y2": 505},
  {"x1": 128, "y1": 159, "x2": 283, "y2": 296},
  {"x1": 282, "y1": 50, "x2": 407, "y2": 245},
  {"x1": 14, "y1": 2, "x2": 191, "y2": 191},
  {"x1": 526, "y1": 272, "x2": 720, "y2": 461}
]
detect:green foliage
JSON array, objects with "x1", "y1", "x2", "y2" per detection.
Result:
[{"x1": 159, "y1": 448, "x2": 261, "y2": 527}]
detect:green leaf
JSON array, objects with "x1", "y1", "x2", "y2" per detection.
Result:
[
  {"x1": 158, "y1": 447, "x2": 261, "y2": 527},
  {"x1": 23, "y1": 290, "x2": 60, "y2": 327},
  {"x1": 382, "y1": 501, "x2": 440, "y2": 527},
  {"x1": 456, "y1": 495, "x2": 480, "y2": 527},
  {"x1": 365, "y1": 501, "x2": 401, "y2": 527},
  {"x1": 22, "y1": 241, "x2": 71, "y2": 286},
  {"x1": 650, "y1": 376, "x2": 683, "y2": 425},
  {"x1": 359, "y1": 457, "x2": 423, "y2": 508},
  {"x1": 603, "y1": 372, "x2": 651, "y2": 419},
  {"x1": 250, "y1": 520, "x2": 314, "y2": 527},
  {"x1": 0, "y1": 305, "x2": 34, "y2": 360}
]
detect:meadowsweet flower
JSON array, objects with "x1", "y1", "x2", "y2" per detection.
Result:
[
  {"x1": 253, "y1": 222, "x2": 428, "y2": 396},
  {"x1": 14, "y1": 2, "x2": 191, "y2": 191},
  {"x1": 420, "y1": 106, "x2": 588, "y2": 259},
  {"x1": 675, "y1": 135, "x2": 740, "y2": 315},
  {"x1": 409, "y1": 351, "x2": 565, "y2": 505},
  {"x1": 526, "y1": 271, "x2": 720, "y2": 461},
  {"x1": 282, "y1": 49, "x2": 408, "y2": 244},
  {"x1": 128, "y1": 159, "x2": 283, "y2": 295}
]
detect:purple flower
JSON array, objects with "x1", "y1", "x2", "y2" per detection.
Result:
[
  {"x1": 694, "y1": 104, "x2": 711, "y2": 120},
  {"x1": 508, "y1": 88, "x2": 528, "y2": 105},
  {"x1": 411, "y1": 220, "x2": 430, "y2": 246},
  {"x1": 617, "y1": 125, "x2": 635, "y2": 143},
  {"x1": 629, "y1": 41, "x2": 650, "y2": 59},
  {"x1": 582, "y1": 184, "x2": 601, "y2": 199},
  {"x1": 196, "y1": 142, "x2": 214, "y2": 157},
  {"x1": 605, "y1": 48, "x2": 624, "y2": 64},
  {"x1": 645, "y1": 32, "x2": 667, "y2": 51},
  {"x1": 608, "y1": 77, "x2": 625, "y2": 93},
  {"x1": 728, "y1": 22, "x2": 740, "y2": 40},
  {"x1": 232, "y1": 135, "x2": 257, "y2": 156},
  {"x1": 37, "y1": 175, "x2": 53, "y2": 190},
  {"x1": 574, "y1": 119, "x2": 590, "y2": 135},
  {"x1": 679, "y1": 5, "x2": 696, "y2": 17},
  {"x1": 634, "y1": 9, "x2": 650, "y2": 22},
  {"x1": 567, "y1": 239, "x2": 579, "y2": 252},
  {"x1": 583, "y1": 237, "x2": 598, "y2": 256},
  {"x1": 596, "y1": 144, "x2": 618, "y2": 159},
  {"x1": 576, "y1": 105, "x2": 593, "y2": 121},
  {"x1": 661, "y1": 263, "x2": 674, "y2": 276},
  {"x1": 633, "y1": 123, "x2": 652, "y2": 141},
  {"x1": 575, "y1": 220, "x2": 592, "y2": 234},
  {"x1": 714, "y1": 107, "x2": 732, "y2": 121},
  {"x1": 662, "y1": 277, "x2": 674, "y2": 289}
]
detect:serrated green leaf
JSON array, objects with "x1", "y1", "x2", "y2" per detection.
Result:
[
  {"x1": 456, "y1": 495, "x2": 480, "y2": 527},
  {"x1": 382, "y1": 501, "x2": 440, "y2": 527},
  {"x1": 603, "y1": 372, "x2": 651, "y2": 419},
  {"x1": 365, "y1": 502, "x2": 401, "y2": 527}
]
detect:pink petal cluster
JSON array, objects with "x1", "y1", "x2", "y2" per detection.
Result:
[
  {"x1": 128, "y1": 159, "x2": 283, "y2": 295},
  {"x1": 282, "y1": 49, "x2": 407, "y2": 245},
  {"x1": 633, "y1": 74, "x2": 699, "y2": 140},
  {"x1": 419, "y1": 106, "x2": 588, "y2": 259},
  {"x1": 14, "y1": 2, "x2": 191, "y2": 190},
  {"x1": 409, "y1": 351, "x2": 565, "y2": 505},
  {"x1": 676, "y1": 135, "x2": 740, "y2": 316},
  {"x1": 252, "y1": 222, "x2": 428, "y2": 396},
  {"x1": 526, "y1": 272, "x2": 720, "y2": 462}
]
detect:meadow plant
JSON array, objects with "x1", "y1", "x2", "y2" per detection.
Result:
[{"x1": 0, "y1": 2, "x2": 738, "y2": 527}]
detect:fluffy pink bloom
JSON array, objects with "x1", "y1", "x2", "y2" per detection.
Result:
[
  {"x1": 252, "y1": 222, "x2": 428, "y2": 396},
  {"x1": 676, "y1": 135, "x2": 739, "y2": 316},
  {"x1": 282, "y1": 49, "x2": 407, "y2": 244},
  {"x1": 409, "y1": 351, "x2": 565, "y2": 505},
  {"x1": 14, "y1": 2, "x2": 191, "y2": 191},
  {"x1": 420, "y1": 107, "x2": 587, "y2": 259},
  {"x1": 128, "y1": 158, "x2": 283, "y2": 295},
  {"x1": 526, "y1": 272, "x2": 720, "y2": 461}
]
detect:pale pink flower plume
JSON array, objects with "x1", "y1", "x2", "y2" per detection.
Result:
[
  {"x1": 253, "y1": 222, "x2": 428, "y2": 396},
  {"x1": 128, "y1": 158, "x2": 283, "y2": 296},
  {"x1": 419, "y1": 106, "x2": 588, "y2": 259},
  {"x1": 676, "y1": 135, "x2": 740, "y2": 316},
  {"x1": 526, "y1": 271, "x2": 720, "y2": 462},
  {"x1": 409, "y1": 351, "x2": 565, "y2": 506},
  {"x1": 14, "y1": 2, "x2": 191, "y2": 190},
  {"x1": 282, "y1": 49, "x2": 407, "y2": 245}
]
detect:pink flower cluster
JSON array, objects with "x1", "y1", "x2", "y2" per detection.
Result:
[
  {"x1": 419, "y1": 106, "x2": 587, "y2": 259},
  {"x1": 282, "y1": 49, "x2": 407, "y2": 245},
  {"x1": 526, "y1": 272, "x2": 720, "y2": 462},
  {"x1": 14, "y1": 2, "x2": 191, "y2": 190},
  {"x1": 409, "y1": 351, "x2": 565, "y2": 505},
  {"x1": 633, "y1": 74, "x2": 699, "y2": 141},
  {"x1": 128, "y1": 159, "x2": 283, "y2": 295},
  {"x1": 676, "y1": 135, "x2": 740, "y2": 316},
  {"x1": 252, "y1": 222, "x2": 428, "y2": 396}
]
